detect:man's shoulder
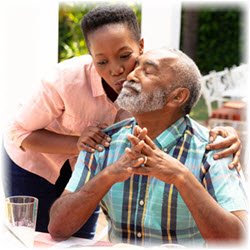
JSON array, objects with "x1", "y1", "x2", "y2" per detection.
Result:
[{"x1": 103, "y1": 118, "x2": 135, "y2": 137}]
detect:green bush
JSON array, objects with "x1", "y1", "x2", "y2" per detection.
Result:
[{"x1": 196, "y1": 8, "x2": 243, "y2": 74}]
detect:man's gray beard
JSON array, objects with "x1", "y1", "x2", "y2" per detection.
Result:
[{"x1": 116, "y1": 81, "x2": 170, "y2": 114}]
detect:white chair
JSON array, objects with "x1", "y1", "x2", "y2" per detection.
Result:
[
  {"x1": 201, "y1": 69, "x2": 232, "y2": 116},
  {"x1": 224, "y1": 63, "x2": 248, "y2": 100},
  {"x1": 201, "y1": 64, "x2": 248, "y2": 117}
]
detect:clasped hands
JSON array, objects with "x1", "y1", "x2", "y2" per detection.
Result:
[{"x1": 111, "y1": 125, "x2": 184, "y2": 184}]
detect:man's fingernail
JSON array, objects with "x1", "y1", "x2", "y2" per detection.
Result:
[
  {"x1": 104, "y1": 142, "x2": 110, "y2": 147},
  {"x1": 97, "y1": 146, "x2": 103, "y2": 151},
  {"x1": 209, "y1": 136, "x2": 214, "y2": 141},
  {"x1": 106, "y1": 137, "x2": 111, "y2": 142}
]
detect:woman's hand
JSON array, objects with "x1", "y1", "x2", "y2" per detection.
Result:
[
  {"x1": 77, "y1": 124, "x2": 111, "y2": 153},
  {"x1": 206, "y1": 126, "x2": 241, "y2": 169}
]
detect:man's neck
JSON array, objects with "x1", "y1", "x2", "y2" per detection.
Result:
[{"x1": 134, "y1": 110, "x2": 183, "y2": 140}]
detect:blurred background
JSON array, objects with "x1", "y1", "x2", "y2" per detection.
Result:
[
  {"x1": 57, "y1": 0, "x2": 247, "y2": 121},
  {"x1": 0, "y1": 0, "x2": 249, "y2": 239}
]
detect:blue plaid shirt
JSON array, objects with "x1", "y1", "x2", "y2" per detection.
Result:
[{"x1": 66, "y1": 116, "x2": 247, "y2": 247}]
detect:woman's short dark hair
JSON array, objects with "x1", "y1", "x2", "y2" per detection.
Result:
[{"x1": 81, "y1": 4, "x2": 141, "y2": 51}]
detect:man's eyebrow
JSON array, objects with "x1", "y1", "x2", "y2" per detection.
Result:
[{"x1": 143, "y1": 60, "x2": 159, "y2": 70}]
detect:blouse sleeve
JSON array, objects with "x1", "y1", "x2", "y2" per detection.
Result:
[{"x1": 7, "y1": 70, "x2": 65, "y2": 148}]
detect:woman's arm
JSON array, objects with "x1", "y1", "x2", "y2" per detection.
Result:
[{"x1": 21, "y1": 129, "x2": 79, "y2": 155}]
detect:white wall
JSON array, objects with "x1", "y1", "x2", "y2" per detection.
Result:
[
  {"x1": 0, "y1": 0, "x2": 58, "y2": 124},
  {"x1": 0, "y1": 0, "x2": 58, "y2": 222},
  {"x1": 141, "y1": 0, "x2": 181, "y2": 51}
]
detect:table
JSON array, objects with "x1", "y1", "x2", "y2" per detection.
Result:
[
  {"x1": 34, "y1": 232, "x2": 113, "y2": 248},
  {"x1": 0, "y1": 226, "x2": 186, "y2": 248},
  {"x1": 0, "y1": 225, "x2": 113, "y2": 248}
]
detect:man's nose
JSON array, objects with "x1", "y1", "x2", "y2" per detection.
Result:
[{"x1": 127, "y1": 68, "x2": 137, "y2": 81}]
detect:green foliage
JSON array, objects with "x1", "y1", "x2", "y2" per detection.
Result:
[
  {"x1": 59, "y1": 2, "x2": 96, "y2": 61},
  {"x1": 196, "y1": 8, "x2": 243, "y2": 74},
  {"x1": 58, "y1": 1, "x2": 141, "y2": 62}
]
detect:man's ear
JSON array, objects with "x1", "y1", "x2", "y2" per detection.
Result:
[
  {"x1": 168, "y1": 88, "x2": 190, "y2": 108},
  {"x1": 139, "y1": 38, "x2": 144, "y2": 55}
]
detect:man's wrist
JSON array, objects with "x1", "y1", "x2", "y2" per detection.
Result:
[
  {"x1": 173, "y1": 166, "x2": 190, "y2": 190},
  {"x1": 102, "y1": 166, "x2": 118, "y2": 186}
]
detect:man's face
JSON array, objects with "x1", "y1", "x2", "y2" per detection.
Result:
[{"x1": 116, "y1": 50, "x2": 178, "y2": 114}]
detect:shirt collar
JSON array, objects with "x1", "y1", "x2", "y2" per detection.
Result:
[{"x1": 154, "y1": 116, "x2": 188, "y2": 153}]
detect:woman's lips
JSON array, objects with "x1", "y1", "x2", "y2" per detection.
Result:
[
  {"x1": 114, "y1": 79, "x2": 126, "y2": 92},
  {"x1": 115, "y1": 79, "x2": 125, "y2": 87}
]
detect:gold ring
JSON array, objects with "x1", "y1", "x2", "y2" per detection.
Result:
[{"x1": 143, "y1": 156, "x2": 148, "y2": 165}]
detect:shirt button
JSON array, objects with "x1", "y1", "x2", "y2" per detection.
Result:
[
  {"x1": 137, "y1": 232, "x2": 142, "y2": 238},
  {"x1": 163, "y1": 148, "x2": 168, "y2": 153},
  {"x1": 139, "y1": 200, "x2": 144, "y2": 206}
]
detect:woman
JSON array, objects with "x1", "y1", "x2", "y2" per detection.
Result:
[{"x1": 2, "y1": 4, "x2": 241, "y2": 239}]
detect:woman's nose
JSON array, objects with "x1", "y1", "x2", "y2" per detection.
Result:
[{"x1": 110, "y1": 64, "x2": 124, "y2": 76}]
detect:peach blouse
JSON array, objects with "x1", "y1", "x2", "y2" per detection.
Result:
[{"x1": 4, "y1": 55, "x2": 119, "y2": 184}]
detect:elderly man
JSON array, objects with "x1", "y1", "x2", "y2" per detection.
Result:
[{"x1": 48, "y1": 48, "x2": 247, "y2": 247}]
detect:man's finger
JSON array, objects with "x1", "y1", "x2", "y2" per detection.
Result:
[
  {"x1": 144, "y1": 135, "x2": 156, "y2": 149},
  {"x1": 125, "y1": 147, "x2": 140, "y2": 160},
  {"x1": 127, "y1": 134, "x2": 140, "y2": 147},
  {"x1": 141, "y1": 141, "x2": 153, "y2": 156}
]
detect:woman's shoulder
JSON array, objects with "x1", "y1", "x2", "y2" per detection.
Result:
[
  {"x1": 57, "y1": 55, "x2": 93, "y2": 69},
  {"x1": 41, "y1": 55, "x2": 94, "y2": 89}
]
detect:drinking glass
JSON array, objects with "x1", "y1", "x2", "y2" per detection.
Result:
[{"x1": 5, "y1": 196, "x2": 38, "y2": 248}]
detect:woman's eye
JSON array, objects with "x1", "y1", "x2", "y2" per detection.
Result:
[
  {"x1": 97, "y1": 60, "x2": 107, "y2": 66},
  {"x1": 120, "y1": 53, "x2": 131, "y2": 59}
]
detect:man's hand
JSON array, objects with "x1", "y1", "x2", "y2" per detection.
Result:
[
  {"x1": 125, "y1": 126, "x2": 186, "y2": 185},
  {"x1": 206, "y1": 126, "x2": 241, "y2": 170},
  {"x1": 107, "y1": 139, "x2": 145, "y2": 183},
  {"x1": 77, "y1": 124, "x2": 111, "y2": 153}
]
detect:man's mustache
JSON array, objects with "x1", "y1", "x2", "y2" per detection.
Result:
[{"x1": 123, "y1": 81, "x2": 142, "y2": 94}]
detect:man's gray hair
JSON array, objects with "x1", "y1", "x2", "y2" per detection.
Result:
[{"x1": 165, "y1": 48, "x2": 202, "y2": 114}]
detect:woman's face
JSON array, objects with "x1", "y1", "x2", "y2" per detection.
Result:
[{"x1": 88, "y1": 23, "x2": 144, "y2": 93}]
